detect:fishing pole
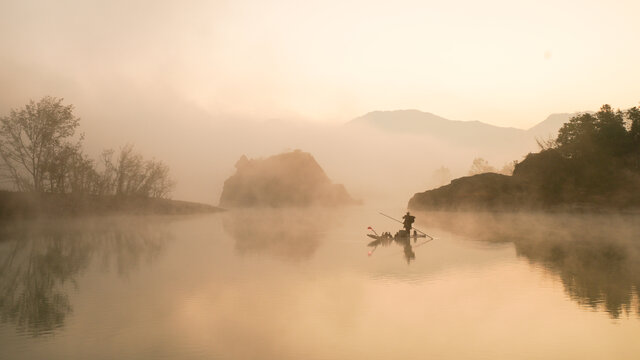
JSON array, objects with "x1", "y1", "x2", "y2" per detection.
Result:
[
  {"x1": 378, "y1": 212, "x2": 435, "y2": 240},
  {"x1": 413, "y1": 238, "x2": 434, "y2": 248}
]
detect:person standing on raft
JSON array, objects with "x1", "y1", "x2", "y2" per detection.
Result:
[{"x1": 402, "y1": 211, "x2": 415, "y2": 236}]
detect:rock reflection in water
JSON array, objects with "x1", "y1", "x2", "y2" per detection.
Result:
[
  {"x1": 222, "y1": 208, "x2": 336, "y2": 261},
  {"x1": 420, "y1": 211, "x2": 640, "y2": 318},
  {"x1": 0, "y1": 217, "x2": 171, "y2": 336}
]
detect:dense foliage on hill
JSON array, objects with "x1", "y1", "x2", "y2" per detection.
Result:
[{"x1": 409, "y1": 104, "x2": 640, "y2": 210}]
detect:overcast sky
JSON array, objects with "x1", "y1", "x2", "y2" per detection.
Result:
[{"x1": 1, "y1": 0, "x2": 640, "y2": 128}]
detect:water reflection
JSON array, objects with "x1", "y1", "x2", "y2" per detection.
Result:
[
  {"x1": 420, "y1": 211, "x2": 640, "y2": 318},
  {"x1": 222, "y1": 209, "x2": 335, "y2": 261},
  {"x1": 367, "y1": 234, "x2": 426, "y2": 264},
  {"x1": 0, "y1": 218, "x2": 170, "y2": 336}
]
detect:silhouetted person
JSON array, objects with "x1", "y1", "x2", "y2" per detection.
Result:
[{"x1": 402, "y1": 211, "x2": 415, "y2": 236}]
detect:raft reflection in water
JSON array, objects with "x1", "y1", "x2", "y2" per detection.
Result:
[{"x1": 365, "y1": 230, "x2": 435, "y2": 264}]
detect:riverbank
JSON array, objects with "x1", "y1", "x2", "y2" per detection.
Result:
[
  {"x1": 408, "y1": 171, "x2": 640, "y2": 213},
  {"x1": 0, "y1": 191, "x2": 222, "y2": 220}
]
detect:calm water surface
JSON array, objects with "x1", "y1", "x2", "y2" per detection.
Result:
[{"x1": 1, "y1": 207, "x2": 639, "y2": 359}]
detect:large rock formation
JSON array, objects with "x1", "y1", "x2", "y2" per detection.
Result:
[
  {"x1": 408, "y1": 173, "x2": 528, "y2": 211},
  {"x1": 219, "y1": 150, "x2": 356, "y2": 207}
]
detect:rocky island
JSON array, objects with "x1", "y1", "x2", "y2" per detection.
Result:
[{"x1": 219, "y1": 150, "x2": 357, "y2": 207}]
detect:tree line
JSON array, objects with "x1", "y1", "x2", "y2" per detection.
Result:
[
  {"x1": 514, "y1": 104, "x2": 640, "y2": 204},
  {"x1": 0, "y1": 96, "x2": 173, "y2": 198},
  {"x1": 555, "y1": 104, "x2": 640, "y2": 160}
]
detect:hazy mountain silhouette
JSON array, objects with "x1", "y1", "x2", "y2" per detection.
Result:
[
  {"x1": 348, "y1": 109, "x2": 573, "y2": 149},
  {"x1": 527, "y1": 113, "x2": 575, "y2": 140}
]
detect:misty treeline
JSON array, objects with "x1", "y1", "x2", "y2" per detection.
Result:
[
  {"x1": 468, "y1": 158, "x2": 516, "y2": 176},
  {"x1": 430, "y1": 159, "x2": 514, "y2": 189},
  {"x1": 0, "y1": 96, "x2": 174, "y2": 198}
]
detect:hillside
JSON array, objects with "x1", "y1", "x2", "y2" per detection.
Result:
[
  {"x1": 409, "y1": 150, "x2": 640, "y2": 212},
  {"x1": 408, "y1": 105, "x2": 640, "y2": 212},
  {"x1": 219, "y1": 150, "x2": 357, "y2": 207},
  {"x1": 408, "y1": 173, "x2": 526, "y2": 211}
]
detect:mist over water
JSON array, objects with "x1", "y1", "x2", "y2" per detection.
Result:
[
  {"x1": 419, "y1": 211, "x2": 640, "y2": 319},
  {"x1": 1, "y1": 207, "x2": 639, "y2": 359}
]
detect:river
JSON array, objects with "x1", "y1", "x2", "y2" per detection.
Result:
[{"x1": 1, "y1": 206, "x2": 639, "y2": 359}]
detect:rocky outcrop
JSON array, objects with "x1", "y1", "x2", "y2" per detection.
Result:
[
  {"x1": 219, "y1": 150, "x2": 356, "y2": 207},
  {"x1": 408, "y1": 173, "x2": 530, "y2": 211},
  {"x1": 408, "y1": 149, "x2": 640, "y2": 212}
]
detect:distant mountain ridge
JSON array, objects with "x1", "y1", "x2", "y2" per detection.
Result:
[
  {"x1": 527, "y1": 112, "x2": 575, "y2": 140},
  {"x1": 347, "y1": 109, "x2": 575, "y2": 144}
]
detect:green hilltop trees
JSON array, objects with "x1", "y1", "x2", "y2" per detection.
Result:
[
  {"x1": 0, "y1": 96, "x2": 173, "y2": 198},
  {"x1": 556, "y1": 105, "x2": 635, "y2": 158}
]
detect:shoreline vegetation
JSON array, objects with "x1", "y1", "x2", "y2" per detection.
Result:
[
  {"x1": 4, "y1": 97, "x2": 638, "y2": 216},
  {"x1": 409, "y1": 104, "x2": 640, "y2": 212},
  {"x1": 0, "y1": 97, "x2": 200, "y2": 218}
]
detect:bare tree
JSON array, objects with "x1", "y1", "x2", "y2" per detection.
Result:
[
  {"x1": 93, "y1": 149, "x2": 118, "y2": 196},
  {"x1": 0, "y1": 97, "x2": 80, "y2": 192},
  {"x1": 535, "y1": 136, "x2": 558, "y2": 151},
  {"x1": 115, "y1": 144, "x2": 145, "y2": 195},
  {"x1": 0, "y1": 97, "x2": 174, "y2": 198},
  {"x1": 42, "y1": 141, "x2": 82, "y2": 193},
  {"x1": 141, "y1": 159, "x2": 174, "y2": 198},
  {"x1": 108, "y1": 144, "x2": 174, "y2": 198},
  {"x1": 66, "y1": 150, "x2": 98, "y2": 195}
]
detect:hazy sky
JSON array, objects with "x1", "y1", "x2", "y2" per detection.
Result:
[{"x1": 1, "y1": 0, "x2": 640, "y2": 128}]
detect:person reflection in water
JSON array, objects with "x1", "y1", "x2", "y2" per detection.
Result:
[{"x1": 403, "y1": 241, "x2": 416, "y2": 263}]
